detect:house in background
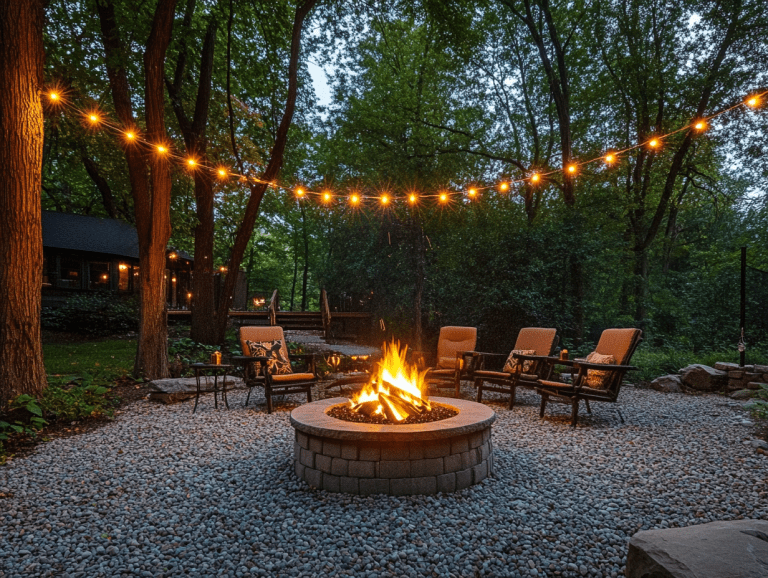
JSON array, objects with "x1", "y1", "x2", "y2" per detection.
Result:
[{"x1": 42, "y1": 211, "x2": 193, "y2": 308}]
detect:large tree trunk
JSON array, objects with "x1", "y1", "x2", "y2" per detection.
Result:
[
  {"x1": 0, "y1": 0, "x2": 47, "y2": 406},
  {"x1": 96, "y1": 0, "x2": 177, "y2": 378},
  {"x1": 166, "y1": 10, "x2": 218, "y2": 344},
  {"x1": 300, "y1": 203, "x2": 309, "y2": 311}
]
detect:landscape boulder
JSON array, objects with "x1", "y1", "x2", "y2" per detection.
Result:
[
  {"x1": 650, "y1": 375, "x2": 683, "y2": 393},
  {"x1": 626, "y1": 519, "x2": 768, "y2": 578},
  {"x1": 679, "y1": 364, "x2": 728, "y2": 392},
  {"x1": 148, "y1": 376, "x2": 245, "y2": 404}
]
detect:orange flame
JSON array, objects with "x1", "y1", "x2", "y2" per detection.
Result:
[{"x1": 350, "y1": 340, "x2": 431, "y2": 421}]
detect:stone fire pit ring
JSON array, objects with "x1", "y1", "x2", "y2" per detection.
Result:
[{"x1": 290, "y1": 397, "x2": 496, "y2": 495}]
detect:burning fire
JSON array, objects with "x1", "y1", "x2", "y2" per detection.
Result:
[{"x1": 350, "y1": 340, "x2": 431, "y2": 423}]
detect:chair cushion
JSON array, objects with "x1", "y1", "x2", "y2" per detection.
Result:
[
  {"x1": 594, "y1": 328, "x2": 641, "y2": 365},
  {"x1": 584, "y1": 352, "x2": 615, "y2": 389},
  {"x1": 503, "y1": 350, "x2": 536, "y2": 374},
  {"x1": 245, "y1": 339, "x2": 293, "y2": 375},
  {"x1": 513, "y1": 328, "x2": 557, "y2": 356},
  {"x1": 436, "y1": 327, "x2": 477, "y2": 369},
  {"x1": 271, "y1": 372, "x2": 315, "y2": 383}
]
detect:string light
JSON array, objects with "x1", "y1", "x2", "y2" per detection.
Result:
[{"x1": 43, "y1": 83, "x2": 768, "y2": 208}]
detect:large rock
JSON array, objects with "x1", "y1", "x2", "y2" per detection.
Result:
[
  {"x1": 626, "y1": 519, "x2": 768, "y2": 578},
  {"x1": 679, "y1": 364, "x2": 728, "y2": 392},
  {"x1": 714, "y1": 361, "x2": 740, "y2": 371},
  {"x1": 148, "y1": 376, "x2": 245, "y2": 404},
  {"x1": 650, "y1": 375, "x2": 683, "y2": 393}
]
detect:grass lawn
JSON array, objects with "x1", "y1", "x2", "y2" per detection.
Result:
[{"x1": 43, "y1": 339, "x2": 136, "y2": 385}]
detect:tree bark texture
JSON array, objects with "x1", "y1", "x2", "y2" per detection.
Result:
[
  {"x1": 167, "y1": 8, "x2": 218, "y2": 344},
  {"x1": 96, "y1": 0, "x2": 177, "y2": 378},
  {"x1": 0, "y1": 0, "x2": 48, "y2": 405},
  {"x1": 214, "y1": 0, "x2": 318, "y2": 341}
]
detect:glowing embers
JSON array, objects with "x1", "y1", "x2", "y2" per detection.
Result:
[{"x1": 349, "y1": 340, "x2": 431, "y2": 423}]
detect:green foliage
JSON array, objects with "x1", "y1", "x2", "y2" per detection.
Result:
[
  {"x1": 41, "y1": 294, "x2": 138, "y2": 336},
  {"x1": 39, "y1": 375, "x2": 114, "y2": 422},
  {"x1": 745, "y1": 384, "x2": 768, "y2": 420}
]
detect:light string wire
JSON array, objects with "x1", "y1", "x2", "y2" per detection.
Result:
[{"x1": 43, "y1": 87, "x2": 766, "y2": 207}]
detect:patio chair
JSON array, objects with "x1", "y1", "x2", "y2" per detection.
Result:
[
  {"x1": 419, "y1": 326, "x2": 477, "y2": 397},
  {"x1": 472, "y1": 328, "x2": 559, "y2": 409},
  {"x1": 236, "y1": 326, "x2": 316, "y2": 413},
  {"x1": 536, "y1": 328, "x2": 642, "y2": 427}
]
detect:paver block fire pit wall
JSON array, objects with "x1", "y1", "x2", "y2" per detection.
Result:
[{"x1": 290, "y1": 397, "x2": 496, "y2": 495}]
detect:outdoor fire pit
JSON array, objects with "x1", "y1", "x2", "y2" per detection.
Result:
[{"x1": 290, "y1": 341, "x2": 495, "y2": 495}]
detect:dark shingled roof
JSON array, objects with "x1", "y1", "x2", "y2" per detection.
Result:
[{"x1": 42, "y1": 211, "x2": 139, "y2": 259}]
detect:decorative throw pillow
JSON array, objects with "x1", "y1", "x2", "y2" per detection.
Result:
[
  {"x1": 245, "y1": 340, "x2": 293, "y2": 375},
  {"x1": 503, "y1": 350, "x2": 536, "y2": 374},
  {"x1": 583, "y1": 351, "x2": 615, "y2": 389}
]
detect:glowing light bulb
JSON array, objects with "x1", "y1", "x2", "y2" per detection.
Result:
[
  {"x1": 380, "y1": 194, "x2": 389, "y2": 205},
  {"x1": 125, "y1": 131, "x2": 135, "y2": 141},
  {"x1": 648, "y1": 138, "x2": 660, "y2": 148},
  {"x1": 187, "y1": 158, "x2": 196, "y2": 167},
  {"x1": 49, "y1": 92, "x2": 59, "y2": 101},
  {"x1": 499, "y1": 182, "x2": 509, "y2": 192},
  {"x1": 439, "y1": 193, "x2": 448, "y2": 203},
  {"x1": 409, "y1": 194, "x2": 417, "y2": 204},
  {"x1": 604, "y1": 153, "x2": 616, "y2": 164},
  {"x1": 295, "y1": 188, "x2": 305, "y2": 198},
  {"x1": 746, "y1": 96, "x2": 759, "y2": 108},
  {"x1": 350, "y1": 194, "x2": 360, "y2": 205},
  {"x1": 468, "y1": 188, "x2": 477, "y2": 198},
  {"x1": 567, "y1": 164, "x2": 577, "y2": 174},
  {"x1": 694, "y1": 121, "x2": 707, "y2": 131},
  {"x1": 323, "y1": 192, "x2": 332, "y2": 203},
  {"x1": 88, "y1": 114, "x2": 100, "y2": 124},
  {"x1": 530, "y1": 173, "x2": 540, "y2": 183},
  {"x1": 217, "y1": 168, "x2": 227, "y2": 178},
  {"x1": 157, "y1": 145, "x2": 167, "y2": 154}
]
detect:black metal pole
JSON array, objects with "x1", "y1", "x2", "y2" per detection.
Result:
[{"x1": 740, "y1": 246, "x2": 746, "y2": 367}]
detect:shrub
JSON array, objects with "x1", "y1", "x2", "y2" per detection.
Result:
[
  {"x1": 746, "y1": 383, "x2": 768, "y2": 420},
  {"x1": 39, "y1": 376, "x2": 115, "y2": 421},
  {"x1": 42, "y1": 293, "x2": 139, "y2": 335}
]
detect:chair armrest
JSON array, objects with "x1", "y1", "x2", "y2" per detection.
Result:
[
  {"x1": 572, "y1": 361, "x2": 637, "y2": 371},
  {"x1": 231, "y1": 355, "x2": 270, "y2": 365},
  {"x1": 512, "y1": 353, "x2": 556, "y2": 362}
]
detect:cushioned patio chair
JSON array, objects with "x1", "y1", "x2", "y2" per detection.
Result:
[
  {"x1": 472, "y1": 328, "x2": 558, "y2": 409},
  {"x1": 536, "y1": 328, "x2": 642, "y2": 427},
  {"x1": 236, "y1": 326, "x2": 317, "y2": 413},
  {"x1": 419, "y1": 326, "x2": 477, "y2": 397}
]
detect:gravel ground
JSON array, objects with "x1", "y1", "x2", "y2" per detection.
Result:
[{"x1": 1, "y1": 385, "x2": 766, "y2": 578}]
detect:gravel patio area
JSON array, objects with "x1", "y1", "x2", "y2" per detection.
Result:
[{"x1": 1, "y1": 385, "x2": 766, "y2": 578}]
